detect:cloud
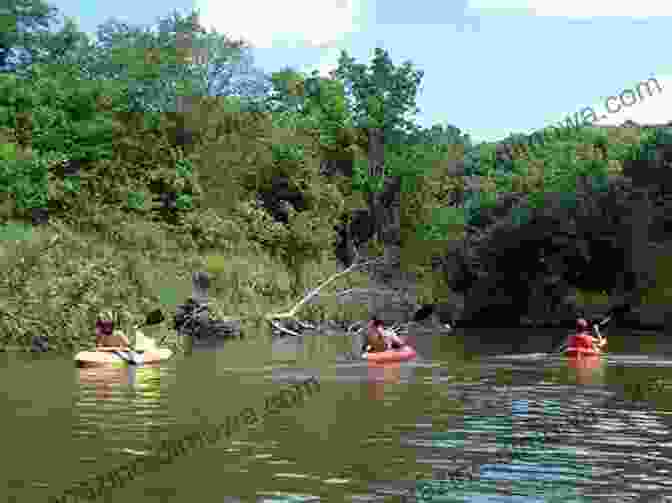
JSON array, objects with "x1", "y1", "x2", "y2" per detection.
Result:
[
  {"x1": 538, "y1": 74, "x2": 671, "y2": 131},
  {"x1": 194, "y1": 0, "x2": 365, "y2": 49},
  {"x1": 469, "y1": 0, "x2": 672, "y2": 17},
  {"x1": 299, "y1": 47, "x2": 343, "y2": 77},
  {"x1": 589, "y1": 74, "x2": 671, "y2": 126}
]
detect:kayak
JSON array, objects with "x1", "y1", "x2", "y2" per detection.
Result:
[
  {"x1": 362, "y1": 345, "x2": 417, "y2": 363},
  {"x1": 564, "y1": 347, "x2": 602, "y2": 357},
  {"x1": 75, "y1": 348, "x2": 173, "y2": 367}
]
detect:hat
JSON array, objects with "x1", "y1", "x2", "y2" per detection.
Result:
[
  {"x1": 576, "y1": 318, "x2": 589, "y2": 330},
  {"x1": 369, "y1": 317, "x2": 384, "y2": 328},
  {"x1": 96, "y1": 319, "x2": 114, "y2": 335}
]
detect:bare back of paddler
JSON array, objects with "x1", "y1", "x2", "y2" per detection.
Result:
[
  {"x1": 95, "y1": 318, "x2": 131, "y2": 351},
  {"x1": 366, "y1": 318, "x2": 388, "y2": 353}
]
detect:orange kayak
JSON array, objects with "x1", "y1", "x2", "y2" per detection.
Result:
[
  {"x1": 362, "y1": 345, "x2": 417, "y2": 363},
  {"x1": 75, "y1": 348, "x2": 173, "y2": 367}
]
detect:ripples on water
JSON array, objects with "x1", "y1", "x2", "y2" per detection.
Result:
[{"x1": 3, "y1": 334, "x2": 672, "y2": 502}]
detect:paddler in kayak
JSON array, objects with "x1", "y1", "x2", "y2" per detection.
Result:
[
  {"x1": 96, "y1": 311, "x2": 131, "y2": 349},
  {"x1": 565, "y1": 318, "x2": 607, "y2": 353},
  {"x1": 364, "y1": 317, "x2": 404, "y2": 353},
  {"x1": 95, "y1": 310, "x2": 148, "y2": 364}
]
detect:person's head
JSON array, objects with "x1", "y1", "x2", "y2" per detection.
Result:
[
  {"x1": 576, "y1": 318, "x2": 589, "y2": 331},
  {"x1": 97, "y1": 310, "x2": 115, "y2": 335},
  {"x1": 96, "y1": 320, "x2": 114, "y2": 335},
  {"x1": 369, "y1": 317, "x2": 384, "y2": 328},
  {"x1": 367, "y1": 318, "x2": 384, "y2": 338}
]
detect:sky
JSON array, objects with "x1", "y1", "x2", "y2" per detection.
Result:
[{"x1": 48, "y1": 0, "x2": 672, "y2": 144}]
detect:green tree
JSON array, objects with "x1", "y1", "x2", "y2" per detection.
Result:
[
  {"x1": 188, "y1": 27, "x2": 270, "y2": 101},
  {"x1": 0, "y1": 0, "x2": 62, "y2": 72},
  {"x1": 83, "y1": 15, "x2": 194, "y2": 113},
  {"x1": 74, "y1": 9, "x2": 269, "y2": 115},
  {"x1": 21, "y1": 15, "x2": 91, "y2": 72},
  {"x1": 331, "y1": 47, "x2": 424, "y2": 247}
]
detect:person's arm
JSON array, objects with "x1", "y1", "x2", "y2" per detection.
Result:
[
  {"x1": 95, "y1": 328, "x2": 104, "y2": 347},
  {"x1": 382, "y1": 329, "x2": 404, "y2": 349},
  {"x1": 592, "y1": 325, "x2": 606, "y2": 349},
  {"x1": 118, "y1": 332, "x2": 131, "y2": 348},
  {"x1": 388, "y1": 331, "x2": 404, "y2": 345}
]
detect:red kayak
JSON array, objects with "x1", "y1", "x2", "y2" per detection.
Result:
[
  {"x1": 564, "y1": 347, "x2": 602, "y2": 357},
  {"x1": 363, "y1": 345, "x2": 417, "y2": 363}
]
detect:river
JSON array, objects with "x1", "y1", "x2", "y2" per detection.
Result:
[{"x1": 2, "y1": 327, "x2": 672, "y2": 502}]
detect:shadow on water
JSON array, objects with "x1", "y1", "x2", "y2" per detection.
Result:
[{"x1": 2, "y1": 328, "x2": 672, "y2": 502}]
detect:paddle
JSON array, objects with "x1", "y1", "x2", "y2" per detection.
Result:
[
  {"x1": 552, "y1": 300, "x2": 634, "y2": 354},
  {"x1": 95, "y1": 309, "x2": 165, "y2": 347},
  {"x1": 554, "y1": 315, "x2": 613, "y2": 354},
  {"x1": 130, "y1": 308, "x2": 165, "y2": 344},
  {"x1": 145, "y1": 309, "x2": 166, "y2": 326},
  {"x1": 413, "y1": 305, "x2": 436, "y2": 323},
  {"x1": 412, "y1": 304, "x2": 453, "y2": 329},
  {"x1": 131, "y1": 308, "x2": 166, "y2": 350},
  {"x1": 100, "y1": 309, "x2": 166, "y2": 364},
  {"x1": 141, "y1": 308, "x2": 182, "y2": 347}
]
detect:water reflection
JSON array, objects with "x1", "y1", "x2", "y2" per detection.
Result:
[
  {"x1": 567, "y1": 356, "x2": 606, "y2": 385},
  {"x1": 77, "y1": 364, "x2": 166, "y2": 402},
  {"x1": 424, "y1": 396, "x2": 582, "y2": 500},
  {"x1": 367, "y1": 362, "x2": 402, "y2": 400},
  {"x1": 6, "y1": 331, "x2": 672, "y2": 503},
  {"x1": 77, "y1": 365, "x2": 135, "y2": 401},
  {"x1": 74, "y1": 364, "x2": 173, "y2": 454}
]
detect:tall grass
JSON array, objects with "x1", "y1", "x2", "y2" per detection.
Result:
[{"x1": 0, "y1": 212, "x2": 374, "y2": 351}]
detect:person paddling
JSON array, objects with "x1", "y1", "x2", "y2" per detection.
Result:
[
  {"x1": 364, "y1": 317, "x2": 404, "y2": 353},
  {"x1": 566, "y1": 318, "x2": 607, "y2": 353},
  {"x1": 95, "y1": 310, "x2": 143, "y2": 364},
  {"x1": 96, "y1": 311, "x2": 131, "y2": 349}
]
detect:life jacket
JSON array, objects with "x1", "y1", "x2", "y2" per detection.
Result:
[{"x1": 568, "y1": 332, "x2": 594, "y2": 349}]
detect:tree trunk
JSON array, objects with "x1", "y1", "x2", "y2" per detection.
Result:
[
  {"x1": 367, "y1": 127, "x2": 386, "y2": 243},
  {"x1": 366, "y1": 128, "x2": 402, "y2": 246},
  {"x1": 616, "y1": 187, "x2": 653, "y2": 306}
]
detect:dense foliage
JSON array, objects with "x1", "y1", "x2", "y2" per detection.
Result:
[
  {"x1": 451, "y1": 125, "x2": 649, "y2": 226},
  {"x1": 0, "y1": 0, "x2": 669, "y2": 347}
]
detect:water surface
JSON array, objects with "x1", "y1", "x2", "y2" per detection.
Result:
[{"x1": 2, "y1": 328, "x2": 671, "y2": 502}]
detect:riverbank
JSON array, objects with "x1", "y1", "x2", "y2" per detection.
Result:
[{"x1": 0, "y1": 216, "x2": 373, "y2": 352}]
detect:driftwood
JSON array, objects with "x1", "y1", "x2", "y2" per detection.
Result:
[
  {"x1": 265, "y1": 256, "x2": 385, "y2": 326},
  {"x1": 268, "y1": 319, "x2": 301, "y2": 337}
]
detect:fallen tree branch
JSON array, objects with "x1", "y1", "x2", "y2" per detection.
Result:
[
  {"x1": 269, "y1": 319, "x2": 301, "y2": 337},
  {"x1": 295, "y1": 320, "x2": 316, "y2": 330},
  {"x1": 265, "y1": 257, "x2": 385, "y2": 322},
  {"x1": 329, "y1": 287, "x2": 400, "y2": 299}
]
